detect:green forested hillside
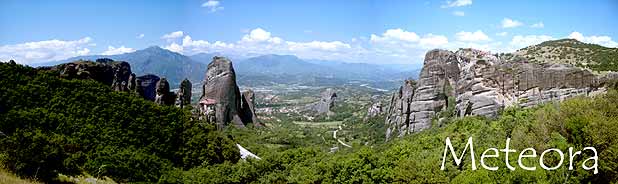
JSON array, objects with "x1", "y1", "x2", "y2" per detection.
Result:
[
  {"x1": 168, "y1": 90, "x2": 618, "y2": 183},
  {"x1": 2, "y1": 60, "x2": 618, "y2": 183},
  {"x1": 0, "y1": 61, "x2": 239, "y2": 183}
]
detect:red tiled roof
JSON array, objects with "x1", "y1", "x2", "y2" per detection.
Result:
[{"x1": 200, "y1": 98, "x2": 217, "y2": 105}]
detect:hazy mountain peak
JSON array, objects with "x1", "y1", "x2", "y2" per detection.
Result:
[{"x1": 143, "y1": 45, "x2": 166, "y2": 51}]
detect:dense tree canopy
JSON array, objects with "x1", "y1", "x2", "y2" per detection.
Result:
[
  {"x1": 0, "y1": 62, "x2": 239, "y2": 182},
  {"x1": 1, "y1": 61, "x2": 618, "y2": 183}
]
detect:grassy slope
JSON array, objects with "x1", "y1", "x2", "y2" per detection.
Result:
[
  {"x1": 0, "y1": 167, "x2": 40, "y2": 184},
  {"x1": 514, "y1": 38, "x2": 618, "y2": 71}
]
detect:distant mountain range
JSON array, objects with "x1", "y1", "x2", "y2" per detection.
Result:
[
  {"x1": 227, "y1": 54, "x2": 419, "y2": 88},
  {"x1": 44, "y1": 46, "x2": 206, "y2": 86},
  {"x1": 39, "y1": 46, "x2": 420, "y2": 88}
]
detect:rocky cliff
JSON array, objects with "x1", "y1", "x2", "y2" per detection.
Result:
[
  {"x1": 385, "y1": 48, "x2": 614, "y2": 140},
  {"x1": 310, "y1": 88, "x2": 338, "y2": 116},
  {"x1": 154, "y1": 78, "x2": 176, "y2": 105},
  {"x1": 50, "y1": 58, "x2": 132, "y2": 91},
  {"x1": 366, "y1": 96, "x2": 384, "y2": 119},
  {"x1": 199, "y1": 56, "x2": 259, "y2": 128},
  {"x1": 136, "y1": 74, "x2": 160, "y2": 101},
  {"x1": 45, "y1": 58, "x2": 188, "y2": 105},
  {"x1": 176, "y1": 78, "x2": 192, "y2": 109},
  {"x1": 240, "y1": 90, "x2": 260, "y2": 126}
]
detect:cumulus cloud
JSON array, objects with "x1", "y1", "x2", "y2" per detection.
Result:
[
  {"x1": 137, "y1": 34, "x2": 145, "y2": 39},
  {"x1": 0, "y1": 37, "x2": 93, "y2": 64},
  {"x1": 161, "y1": 31, "x2": 184, "y2": 41},
  {"x1": 455, "y1": 30, "x2": 490, "y2": 42},
  {"x1": 164, "y1": 43, "x2": 184, "y2": 53},
  {"x1": 531, "y1": 22, "x2": 544, "y2": 28},
  {"x1": 496, "y1": 32, "x2": 508, "y2": 36},
  {"x1": 371, "y1": 29, "x2": 449, "y2": 49},
  {"x1": 368, "y1": 28, "x2": 451, "y2": 64},
  {"x1": 101, "y1": 46, "x2": 136, "y2": 55},
  {"x1": 452, "y1": 11, "x2": 465, "y2": 16},
  {"x1": 286, "y1": 41, "x2": 351, "y2": 52},
  {"x1": 202, "y1": 0, "x2": 224, "y2": 12},
  {"x1": 509, "y1": 35, "x2": 554, "y2": 48},
  {"x1": 179, "y1": 35, "x2": 235, "y2": 54},
  {"x1": 162, "y1": 28, "x2": 357, "y2": 62},
  {"x1": 240, "y1": 28, "x2": 283, "y2": 44},
  {"x1": 441, "y1": 0, "x2": 472, "y2": 8},
  {"x1": 419, "y1": 34, "x2": 449, "y2": 48},
  {"x1": 370, "y1": 28, "x2": 419, "y2": 43},
  {"x1": 502, "y1": 18, "x2": 523, "y2": 28},
  {"x1": 568, "y1": 32, "x2": 618, "y2": 48}
]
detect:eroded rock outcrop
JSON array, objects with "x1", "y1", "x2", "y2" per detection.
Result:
[
  {"x1": 240, "y1": 90, "x2": 261, "y2": 126},
  {"x1": 176, "y1": 78, "x2": 192, "y2": 108},
  {"x1": 311, "y1": 88, "x2": 337, "y2": 116},
  {"x1": 199, "y1": 56, "x2": 258, "y2": 128},
  {"x1": 128, "y1": 73, "x2": 137, "y2": 92},
  {"x1": 385, "y1": 48, "x2": 611, "y2": 140},
  {"x1": 154, "y1": 78, "x2": 176, "y2": 105},
  {"x1": 47, "y1": 58, "x2": 181, "y2": 105},
  {"x1": 50, "y1": 58, "x2": 132, "y2": 92},
  {"x1": 136, "y1": 74, "x2": 160, "y2": 101},
  {"x1": 366, "y1": 96, "x2": 384, "y2": 118}
]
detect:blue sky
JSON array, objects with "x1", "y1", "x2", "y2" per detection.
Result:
[{"x1": 1, "y1": 0, "x2": 617, "y2": 65}]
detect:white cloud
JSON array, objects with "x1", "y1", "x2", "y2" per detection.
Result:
[
  {"x1": 370, "y1": 29, "x2": 449, "y2": 49},
  {"x1": 240, "y1": 28, "x2": 282, "y2": 44},
  {"x1": 502, "y1": 18, "x2": 523, "y2": 28},
  {"x1": 137, "y1": 34, "x2": 145, "y2": 39},
  {"x1": 568, "y1": 32, "x2": 585, "y2": 41},
  {"x1": 531, "y1": 22, "x2": 544, "y2": 28},
  {"x1": 509, "y1": 35, "x2": 553, "y2": 48},
  {"x1": 0, "y1": 37, "x2": 93, "y2": 64},
  {"x1": 101, "y1": 46, "x2": 136, "y2": 55},
  {"x1": 161, "y1": 31, "x2": 184, "y2": 41},
  {"x1": 450, "y1": 41, "x2": 504, "y2": 53},
  {"x1": 202, "y1": 0, "x2": 224, "y2": 12},
  {"x1": 419, "y1": 34, "x2": 449, "y2": 48},
  {"x1": 455, "y1": 30, "x2": 490, "y2": 42},
  {"x1": 162, "y1": 28, "x2": 358, "y2": 62},
  {"x1": 441, "y1": 0, "x2": 472, "y2": 8},
  {"x1": 180, "y1": 35, "x2": 235, "y2": 54},
  {"x1": 370, "y1": 28, "x2": 420, "y2": 43},
  {"x1": 568, "y1": 32, "x2": 618, "y2": 48},
  {"x1": 452, "y1": 11, "x2": 465, "y2": 16},
  {"x1": 287, "y1": 41, "x2": 351, "y2": 52},
  {"x1": 496, "y1": 32, "x2": 508, "y2": 36},
  {"x1": 164, "y1": 43, "x2": 184, "y2": 53},
  {"x1": 368, "y1": 29, "x2": 450, "y2": 64}
]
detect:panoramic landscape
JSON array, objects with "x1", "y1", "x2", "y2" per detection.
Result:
[{"x1": 1, "y1": 0, "x2": 618, "y2": 183}]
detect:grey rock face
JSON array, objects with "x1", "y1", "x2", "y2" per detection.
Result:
[
  {"x1": 176, "y1": 78, "x2": 192, "y2": 108},
  {"x1": 366, "y1": 101, "x2": 383, "y2": 118},
  {"x1": 51, "y1": 58, "x2": 133, "y2": 92},
  {"x1": 240, "y1": 90, "x2": 261, "y2": 126},
  {"x1": 136, "y1": 74, "x2": 160, "y2": 101},
  {"x1": 199, "y1": 56, "x2": 249, "y2": 128},
  {"x1": 128, "y1": 73, "x2": 137, "y2": 92},
  {"x1": 312, "y1": 88, "x2": 337, "y2": 116},
  {"x1": 154, "y1": 78, "x2": 175, "y2": 105},
  {"x1": 110, "y1": 61, "x2": 132, "y2": 92},
  {"x1": 385, "y1": 48, "x2": 609, "y2": 140}
]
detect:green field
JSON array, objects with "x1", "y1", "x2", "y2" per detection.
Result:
[{"x1": 293, "y1": 121, "x2": 343, "y2": 128}]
